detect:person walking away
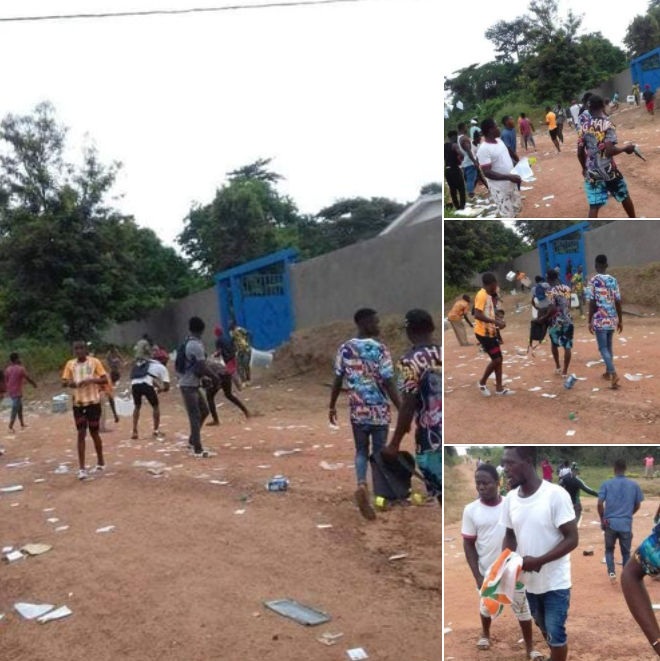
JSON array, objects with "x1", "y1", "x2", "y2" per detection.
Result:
[
  {"x1": 382, "y1": 310, "x2": 441, "y2": 501},
  {"x1": 447, "y1": 294, "x2": 474, "y2": 346},
  {"x1": 477, "y1": 118, "x2": 522, "y2": 218},
  {"x1": 134, "y1": 334, "x2": 153, "y2": 360},
  {"x1": 100, "y1": 369, "x2": 120, "y2": 425},
  {"x1": 586, "y1": 253, "x2": 623, "y2": 390},
  {"x1": 570, "y1": 265, "x2": 585, "y2": 319},
  {"x1": 518, "y1": 113, "x2": 536, "y2": 151},
  {"x1": 474, "y1": 273, "x2": 511, "y2": 397},
  {"x1": 598, "y1": 458, "x2": 644, "y2": 584},
  {"x1": 554, "y1": 103, "x2": 566, "y2": 143},
  {"x1": 632, "y1": 82, "x2": 640, "y2": 107},
  {"x1": 569, "y1": 99, "x2": 580, "y2": 131},
  {"x1": 61, "y1": 341, "x2": 108, "y2": 480},
  {"x1": 541, "y1": 458, "x2": 553, "y2": 482},
  {"x1": 205, "y1": 335, "x2": 250, "y2": 425},
  {"x1": 469, "y1": 118, "x2": 480, "y2": 139},
  {"x1": 560, "y1": 466, "x2": 598, "y2": 525},
  {"x1": 643, "y1": 84, "x2": 655, "y2": 117},
  {"x1": 230, "y1": 321, "x2": 252, "y2": 385},
  {"x1": 500, "y1": 115, "x2": 518, "y2": 160},
  {"x1": 176, "y1": 316, "x2": 221, "y2": 458},
  {"x1": 577, "y1": 94, "x2": 637, "y2": 218},
  {"x1": 458, "y1": 122, "x2": 480, "y2": 201},
  {"x1": 5, "y1": 353, "x2": 37, "y2": 433},
  {"x1": 645, "y1": 455, "x2": 655, "y2": 478},
  {"x1": 501, "y1": 446, "x2": 578, "y2": 661},
  {"x1": 461, "y1": 464, "x2": 538, "y2": 658},
  {"x1": 106, "y1": 346, "x2": 121, "y2": 385},
  {"x1": 445, "y1": 130, "x2": 466, "y2": 210},
  {"x1": 543, "y1": 106, "x2": 561, "y2": 153},
  {"x1": 130, "y1": 353, "x2": 170, "y2": 440},
  {"x1": 330, "y1": 308, "x2": 401, "y2": 520}
]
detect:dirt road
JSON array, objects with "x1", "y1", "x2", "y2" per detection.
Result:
[
  {"x1": 0, "y1": 373, "x2": 439, "y2": 661},
  {"x1": 445, "y1": 294, "x2": 660, "y2": 444},
  {"x1": 444, "y1": 462, "x2": 660, "y2": 661}
]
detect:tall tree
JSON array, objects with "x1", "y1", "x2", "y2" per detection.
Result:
[{"x1": 624, "y1": 12, "x2": 660, "y2": 57}]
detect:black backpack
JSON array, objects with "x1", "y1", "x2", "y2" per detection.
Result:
[
  {"x1": 175, "y1": 338, "x2": 195, "y2": 375},
  {"x1": 130, "y1": 358, "x2": 153, "y2": 380}
]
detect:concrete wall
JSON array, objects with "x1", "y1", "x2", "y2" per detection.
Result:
[
  {"x1": 103, "y1": 219, "x2": 442, "y2": 347},
  {"x1": 588, "y1": 68, "x2": 633, "y2": 101},
  {"x1": 291, "y1": 220, "x2": 442, "y2": 329}
]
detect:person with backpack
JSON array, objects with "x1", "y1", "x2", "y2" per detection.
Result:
[
  {"x1": 130, "y1": 352, "x2": 170, "y2": 440},
  {"x1": 175, "y1": 316, "x2": 220, "y2": 458}
]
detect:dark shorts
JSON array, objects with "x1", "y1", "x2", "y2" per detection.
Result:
[
  {"x1": 549, "y1": 128, "x2": 558, "y2": 140},
  {"x1": 110, "y1": 371, "x2": 120, "y2": 385},
  {"x1": 549, "y1": 323, "x2": 574, "y2": 349},
  {"x1": 132, "y1": 382, "x2": 159, "y2": 408},
  {"x1": 530, "y1": 320, "x2": 548, "y2": 343},
  {"x1": 73, "y1": 403, "x2": 102, "y2": 431},
  {"x1": 476, "y1": 334, "x2": 502, "y2": 359}
]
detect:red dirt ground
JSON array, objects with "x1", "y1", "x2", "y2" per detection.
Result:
[
  {"x1": 444, "y1": 294, "x2": 660, "y2": 444},
  {"x1": 444, "y1": 462, "x2": 660, "y2": 661},
  {"x1": 0, "y1": 372, "x2": 439, "y2": 661}
]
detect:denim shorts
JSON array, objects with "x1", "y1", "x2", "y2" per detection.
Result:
[{"x1": 526, "y1": 589, "x2": 570, "y2": 647}]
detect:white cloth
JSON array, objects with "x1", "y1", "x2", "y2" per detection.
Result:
[
  {"x1": 131, "y1": 360, "x2": 170, "y2": 388},
  {"x1": 570, "y1": 103, "x2": 580, "y2": 126},
  {"x1": 476, "y1": 139, "x2": 514, "y2": 192},
  {"x1": 462, "y1": 498, "x2": 506, "y2": 576},
  {"x1": 500, "y1": 480, "x2": 575, "y2": 594}
]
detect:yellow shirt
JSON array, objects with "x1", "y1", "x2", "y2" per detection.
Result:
[
  {"x1": 473, "y1": 288, "x2": 497, "y2": 338},
  {"x1": 62, "y1": 357, "x2": 107, "y2": 406},
  {"x1": 546, "y1": 111, "x2": 557, "y2": 131},
  {"x1": 447, "y1": 299, "x2": 470, "y2": 322}
]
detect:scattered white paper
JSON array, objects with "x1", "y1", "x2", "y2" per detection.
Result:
[
  {"x1": 209, "y1": 480, "x2": 229, "y2": 485},
  {"x1": 234, "y1": 509, "x2": 246, "y2": 515},
  {"x1": 55, "y1": 526, "x2": 69, "y2": 532},
  {"x1": 4, "y1": 550, "x2": 24, "y2": 562},
  {"x1": 528, "y1": 387, "x2": 542, "y2": 392},
  {"x1": 95, "y1": 525, "x2": 115, "y2": 533},
  {"x1": 542, "y1": 195, "x2": 555, "y2": 200},
  {"x1": 14, "y1": 602, "x2": 54, "y2": 620},
  {"x1": 37, "y1": 606, "x2": 72, "y2": 623},
  {"x1": 317, "y1": 524, "x2": 333, "y2": 529},
  {"x1": 388, "y1": 553, "x2": 408, "y2": 561},
  {"x1": 319, "y1": 461, "x2": 344, "y2": 471},
  {"x1": 0, "y1": 485, "x2": 24, "y2": 493},
  {"x1": 624, "y1": 373, "x2": 643, "y2": 382},
  {"x1": 47, "y1": 518, "x2": 59, "y2": 524},
  {"x1": 2, "y1": 546, "x2": 13, "y2": 553},
  {"x1": 273, "y1": 449, "x2": 301, "y2": 457},
  {"x1": 566, "y1": 430, "x2": 576, "y2": 437},
  {"x1": 542, "y1": 394, "x2": 557, "y2": 399},
  {"x1": 347, "y1": 649, "x2": 369, "y2": 660}
]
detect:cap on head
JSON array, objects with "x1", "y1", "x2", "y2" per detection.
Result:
[{"x1": 404, "y1": 309, "x2": 435, "y2": 335}]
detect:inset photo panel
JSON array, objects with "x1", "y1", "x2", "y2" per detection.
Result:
[
  {"x1": 444, "y1": 444, "x2": 660, "y2": 661},
  {"x1": 444, "y1": 218, "x2": 660, "y2": 444}
]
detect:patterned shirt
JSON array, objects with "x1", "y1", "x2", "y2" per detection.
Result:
[
  {"x1": 334, "y1": 338, "x2": 394, "y2": 425},
  {"x1": 571, "y1": 272, "x2": 584, "y2": 295},
  {"x1": 398, "y1": 344, "x2": 441, "y2": 454},
  {"x1": 61, "y1": 357, "x2": 107, "y2": 407},
  {"x1": 231, "y1": 327, "x2": 250, "y2": 352},
  {"x1": 578, "y1": 113, "x2": 621, "y2": 182},
  {"x1": 548, "y1": 284, "x2": 573, "y2": 326},
  {"x1": 585, "y1": 273, "x2": 621, "y2": 330}
]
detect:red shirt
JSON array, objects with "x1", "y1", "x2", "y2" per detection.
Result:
[{"x1": 4, "y1": 364, "x2": 27, "y2": 398}]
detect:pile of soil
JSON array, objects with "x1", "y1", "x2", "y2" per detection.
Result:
[{"x1": 610, "y1": 262, "x2": 660, "y2": 310}]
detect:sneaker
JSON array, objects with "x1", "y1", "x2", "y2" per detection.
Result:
[
  {"x1": 478, "y1": 383, "x2": 491, "y2": 397},
  {"x1": 355, "y1": 485, "x2": 377, "y2": 521},
  {"x1": 554, "y1": 368, "x2": 562, "y2": 375},
  {"x1": 153, "y1": 430, "x2": 165, "y2": 440},
  {"x1": 192, "y1": 450, "x2": 210, "y2": 459},
  {"x1": 609, "y1": 572, "x2": 617, "y2": 584},
  {"x1": 495, "y1": 388, "x2": 515, "y2": 396},
  {"x1": 78, "y1": 469, "x2": 89, "y2": 480},
  {"x1": 93, "y1": 464, "x2": 105, "y2": 473}
]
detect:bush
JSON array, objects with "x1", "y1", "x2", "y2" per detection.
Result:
[{"x1": 0, "y1": 339, "x2": 71, "y2": 377}]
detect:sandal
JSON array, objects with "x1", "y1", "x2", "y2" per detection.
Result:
[
  {"x1": 529, "y1": 651, "x2": 545, "y2": 660},
  {"x1": 495, "y1": 388, "x2": 514, "y2": 396},
  {"x1": 477, "y1": 636, "x2": 490, "y2": 650}
]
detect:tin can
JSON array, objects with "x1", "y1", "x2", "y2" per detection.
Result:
[
  {"x1": 564, "y1": 374, "x2": 577, "y2": 389},
  {"x1": 267, "y1": 475, "x2": 289, "y2": 491}
]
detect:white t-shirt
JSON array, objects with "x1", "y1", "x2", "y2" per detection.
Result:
[
  {"x1": 500, "y1": 480, "x2": 575, "y2": 594},
  {"x1": 462, "y1": 498, "x2": 506, "y2": 576},
  {"x1": 476, "y1": 138, "x2": 514, "y2": 192},
  {"x1": 131, "y1": 360, "x2": 170, "y2": 388},
  {"x1": 570, "y1": 103, "x2": 580, "y2": 125}
]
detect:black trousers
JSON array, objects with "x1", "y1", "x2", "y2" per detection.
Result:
[
  {"x1": 205, "y1": 374, "x2": 249, "y2": 422},
  {"x1": 445, "y1": 166, "x2": 466, "y2": 210}
]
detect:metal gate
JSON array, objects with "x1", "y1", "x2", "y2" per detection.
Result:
[
  {"x1": 214, "y1": 249, "x2": 297, "y2": 351},
  {"x1": 537, "y1": 221, "x2": 589, "y2": 283}
]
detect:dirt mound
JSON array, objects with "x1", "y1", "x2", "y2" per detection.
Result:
[
  {"x1": 273, "y1": 311, "x2": 442, "y2": 378},
  {"x1": 610, "y1": 262, "x2": 660, "y2": 309}
]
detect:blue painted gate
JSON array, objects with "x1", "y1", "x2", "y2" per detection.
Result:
[
  {"x1": 214, "y1": 249, "x2": 297, "y2": 351},
  {"x1": 631, "y1": 46, "x2": 660, "y2": 95},
  {"x1": 537, "y1": 222, "x2": 589, "y2": 282}
]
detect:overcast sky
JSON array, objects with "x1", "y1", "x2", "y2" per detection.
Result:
[
  {"x1": 443, "y1": 0, "x2": 650, "y2": 76},
  {"x1": 0, "y1": 0, "x2": 438, "y2": 246}
]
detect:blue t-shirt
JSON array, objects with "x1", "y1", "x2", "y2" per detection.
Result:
[
  {"x1": 501, "y1": 127, "x2": 517, "y2": 153},
  {"x1": 598, "y1": 475, "x2": 644, "y2": 532}
]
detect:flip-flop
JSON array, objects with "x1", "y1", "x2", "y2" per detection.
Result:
[
  {"x1": 529, "y1": 651, "x2": 546, "y2": 660},
  {"x1": 477, "y1": 637, "x2": 490, "y2": 650}
]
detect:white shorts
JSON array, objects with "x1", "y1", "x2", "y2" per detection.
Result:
[
  {"x1": 490, "y1": 184, "x2": 522, "y2": 219},
  {"x1": 478, "y1": 586, "x2": 532, "y2": 621}
]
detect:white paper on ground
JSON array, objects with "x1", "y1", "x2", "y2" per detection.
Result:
[
  {"x1": 47, "y1": 518, "x2": 59, "y2": 524},
  {"x1": 388, "y1": 553, "x2": 408, "y2": 561},
  {"x1": 273, "y1": 449, "x2": 301, "y2": 457},
  {"x1": 624, "y1": 373, "x2": 643, "y2": 382},
  {"x1": 55, "y1": 526, "x2": 69, "y2": 532},
  {"x1": 2, "y1": 546, "x2": 13, "y2": 553},
  {"x1": 5, "y1": 550, "x2": 24, "y2": 562},
  {"x1": 542, "y1": 394, "x2": 557, "y2": 399},
  {"x1": 319, "y1": 461, "x2": 344, "y2": 471},
  {"x1": 566, "y1": 430, "x2": 576, "y2": 437},
  {"x1": 37, "y1": 606, "x2": 72, "y2": 623},
  {"x1": 14, "y1": 602, "x2": 55, "y2": 620},
  {"x1": 234, "y1": 509, "x2": 246, "y2": 515},
  {"x1": 209, "y1": 480, "x2": 229, "y2": 485},
  {"x1": 528, "y1": 387, "x2": 542, "y2": 392},
  {"x1": 21, "y1": 544, "x2": 52, "y2": 556},
  {"x1": 95, "y1": 526, "x2": 115, "y2": 533},
  {"x1": 0, "y1": 485, "x2": 24, "y2": 493},
  {"x1": 347, "y1": 649, "x2": 369, "y2": 660},
  {"x1": 317, "y1": 524, "x2": 333, "y2": 529}
]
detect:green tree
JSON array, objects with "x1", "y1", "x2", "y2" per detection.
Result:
[
  {"x1": 624, "y1": 12, "x2": 660, "y2": 57},
  {"x1": 514, "y1": 219, "x2": 615, "y2": 245}
]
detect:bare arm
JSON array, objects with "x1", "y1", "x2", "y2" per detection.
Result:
[
  {"x1": 616, "y1": 299, "x2": 623, "y2": 333},
  {"x1": 597, "y1": 498, "x2": 605, "y2": 520},
  {"x1": 535, "y1": 303, "x2": 557, "y2": 325},
  {"x1": 604, "y1": 141, "x2": 635, "y2": 158},
  {"x1": 481, "y1": 163, "x2": 521, "y2": 185},
  {"x1": 622, "y1": 558, "x2": 660, "y2": 656},
  {"x1": 503, "y1": 527, "x2": 517, "y2": 552},
  {"x1": 328, "y1": 374, "x2": 343, "y2": 425},
  {"x1": 460, "y1": 135, "x2": 478, "y2": 166},
  {"x1": 25, "y1": 371, "x2": 37, "y2": 388},
  {"x1": 463, "y1": 538, "x2": 484, "y2": 588},
  {"x1": 384, "y1": 392, "x2": 417, "y2": 458},
  {"x1": 383, "y1": 377, "x2": 401, "y2": 412}
]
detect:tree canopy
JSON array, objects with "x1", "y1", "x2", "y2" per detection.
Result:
[{"x1": 624, "y1": 1, "x2": 660, "y2": 57}]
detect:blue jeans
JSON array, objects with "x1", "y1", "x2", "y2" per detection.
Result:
[
  {"x1": 462, "y1": 165, "x2": 477, "y2": 195},
  {"x1": 605, "y1": 527, "x2": 632, "y2": 574},
  {"x1": 10, "y1": 396, "x2": 23, "y2": 429},
  {"x1": 526, "y1": 589, "x2": 571, "y2": 647},
  {"x1": 595, "y1": 329, "x2": 615, "y2": 374},
  {"x1": 351, "y1": 423, "x2": 388, "y2": 485}
]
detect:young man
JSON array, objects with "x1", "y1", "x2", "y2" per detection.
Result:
[
  {"x1": 462, "y1": 464, "x2": 538, "y2": 658},
  {"x1": 598, "y1": 458, "x2": 644, "y2": 583},
  {"x1": 5, "y1": 353, "x2": 37, "y2": 432},
  {"x1": 445, "y1": 130, "x2": 466, "y2": 210},
  {"x1": 632, "y1": 82, "x2": 640, "y2": 106},
  {"x1": 541, "y1": 458, "x2": 553, "y2": 482},
  {"x1": 577, "y1": 94, "x2": 637, "y2": 218},
  {"x1": 554, "y1": 102, "x2": 566, "y2": 143},
  {"x1": 586, "y1": 253, "x2": 623, "y2": 389},
  {"x1": 61, "y1": 341, "x2": 108, "y2": 480},
  {"x1": 645, "y1": 455, "x2": 655, "y2": 478},
  {"x1": 477, "y1": 118, "x2": 522, "y2": 218},
  {"x1": 106, "y1": 346, "x2": 121, "y2": 385},
  {"x1": 130, "y1": 353, "x2": 170, "y2": 440},
  {"x1": 474, "y1": 273, "x2": 510, "y2": 397},
  {"x1": 529, "y1": 276, "x2": 550, "y2": 355},
  {"x1": 230, "y1": 321, "x2": 252, "y2": 385},
  {"x1": 501, "y1": 446, "x2": 578, "y2": 661},
  {"x1": 518, "y1": 113, "x2": 536, "y2": 151},
  {"x1": 177, "y1": 316, "x2": 220, "y2": 458},
  {"x1": 569, "y1": 99, "x2": 580, "y2": 131},
  {"x1": 458, "y1": 122, "x2": 480, "y2": 200},
  {"x1": 500, "y1": 115, "x2": 518, "y2": 159},
  {"x1": 543, "y1": 106, "x2": 561, "y2": 153},
  {"x1": 382, "y1": 309, "x2": 441, "y2": 500},
  {"x1": 536, "y1": 270, "x2": 574, "y2": 380},
  {"x1": 560, "y1": 467, "x2": 598, "y2": 525},
  {"x1": 330, "y1": 308, "x2": 401, "y2": 520},
  {"x1": 447, "y1": 294, "x2": 474, "y2": 346},
  {"x1": 643, "y1": 84, "x2": 655, "y2": 117}
]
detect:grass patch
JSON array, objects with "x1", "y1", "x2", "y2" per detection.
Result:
[
  {"x1": 444, "y1": 461, "x2": 474, "y2": 526},
  {"x1": 610, "y1": 262, "x2": 660, "y2": 309},
  {"x1": 0, "y1": 340, "x2": 71, "y2": 378},
  {"x1": 577, "y1": 466, "x2": 660, "y2": 499}
]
